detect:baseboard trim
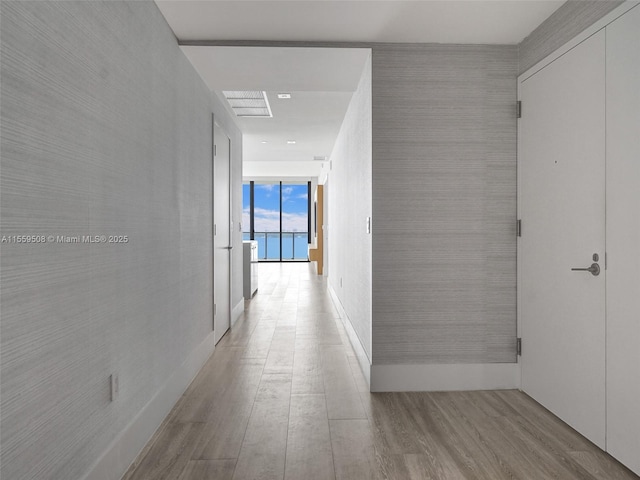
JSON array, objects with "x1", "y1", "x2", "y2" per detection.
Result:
[
  {"x1": 327, "y1": 282, "x2": 371, "y2": 388},
  {"x1": 81, "y1": 331, "x2": 216, "y2": 480},
  {"x1": 371, "y1": 362, "x2": 521, "y2": 392},
  {"x1": 231, "y1": 298, "x2": 244, "y2": 327}
]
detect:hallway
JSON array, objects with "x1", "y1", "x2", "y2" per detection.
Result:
[{"x1": 123, "y1": 264, "x2": 637, "y2": 480}]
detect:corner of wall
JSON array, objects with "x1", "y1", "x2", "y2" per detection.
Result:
[{"x1": 518, "y1": 0, "x2": 624, "y2": 75}]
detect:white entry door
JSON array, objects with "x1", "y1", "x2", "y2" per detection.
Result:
[
  {"x1": 520, "y1": 30, "x2": 606, "y2": 448},
  {"x1": 213, "y1": 121, "x2": 231, "y2": 344}
]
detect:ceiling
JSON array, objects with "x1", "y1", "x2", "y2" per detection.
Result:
[
  {"x1": 156, "y1": 1, "x2": 564, "y2": 178},
  {"x1": 156, "y1": 1, "x2": 563, "y2": 45},
  {"x1": 180, "y1": 46, "x2": 370, "y2": 177}
]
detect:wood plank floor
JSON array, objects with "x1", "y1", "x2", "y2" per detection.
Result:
[{"x1": 123, "y1": 263, "x2": 638, "y2": 480}]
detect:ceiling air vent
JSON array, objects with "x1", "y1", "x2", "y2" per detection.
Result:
[
  {"x1": 313, "y1": 156, "x2": 327, "y2": 161},
  {"x1": 223, "y1": 91, "x2": 272, "y2": 118}
]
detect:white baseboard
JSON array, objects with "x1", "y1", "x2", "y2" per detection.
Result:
[
  {"x1": 371, "y1": 362, "x2": 521, "y2": 393},
  {"x1": 81, "y1": 331, "x2": 216, "y2": 480},
  {"x1": 231, "y1": 298, "x2": 244, "y2": 327},
  {"x1": 327, "y1": 282, "x2": 371, "y2": 388}
]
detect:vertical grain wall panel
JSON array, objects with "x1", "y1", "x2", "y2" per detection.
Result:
[{"x1": 371, "y1": 44, "x2": 518, "y2": 365}]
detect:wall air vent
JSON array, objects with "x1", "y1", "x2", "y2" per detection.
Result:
[{"x1": 223, "y1": 91, "x2": 273, "y2": 118}]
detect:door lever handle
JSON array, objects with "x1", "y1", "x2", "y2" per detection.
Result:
[{"x1": 571, "y1": 263, "x2": 600, "y2": 276}]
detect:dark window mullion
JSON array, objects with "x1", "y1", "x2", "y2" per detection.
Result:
[
  {"x1": 250, "y1": 181, "x2": 255, "y2": 241},
  {"x1": 279, "y1": 181, "x2": 283, "y2": 261},
  {"x1": 307, "y1": 181, "x2": 312, "y2": 244}
]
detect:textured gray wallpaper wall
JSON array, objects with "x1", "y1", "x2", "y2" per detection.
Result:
[
  {"x1": 371, "y1": 44, "x2": 518, "y2": 365},
  {"x1": 0, "y1": 2, "x2": 223, "y2": 479},
  {"x1": 328, "y1": 54, "x2": 373, "y2": 360},
  {"x1": 519, "y1": 0, "x2": 623, "y2": 75}
]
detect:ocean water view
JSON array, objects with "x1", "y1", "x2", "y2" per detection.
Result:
[{"x1": 243, "y1": 232, "x2": 309, "y2": 260}]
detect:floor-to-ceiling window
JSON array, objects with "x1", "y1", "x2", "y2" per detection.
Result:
[{"x1": 243, "y1": 181, "x2": 310, "y2": 261}]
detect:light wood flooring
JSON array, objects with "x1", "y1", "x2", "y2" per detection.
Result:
[{"x1": 123, "y1": 263, "x2": 638, "y2": 480}]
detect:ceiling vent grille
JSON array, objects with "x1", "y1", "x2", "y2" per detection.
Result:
[{"x1": 223, "y1": 91, "x2": 273, "y2": 118}]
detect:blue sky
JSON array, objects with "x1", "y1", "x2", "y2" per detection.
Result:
[{"x1": 243, "y1": 183, "x2": 308, "y2": 233}]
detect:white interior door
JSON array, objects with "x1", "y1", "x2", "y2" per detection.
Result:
[
  {"x1": 520, "y1": 31, "x2": 606, "y2": 448},
  {"x1": 605, "y1": 5, "x2": 640, "y2": 473},
  {"x1": 213, "y1": 122, "x2": 231, "y2": 344}
]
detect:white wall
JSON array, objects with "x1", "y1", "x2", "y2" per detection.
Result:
[{"x1": 327, "y1": 53, "x2": 373, "y2": 366}]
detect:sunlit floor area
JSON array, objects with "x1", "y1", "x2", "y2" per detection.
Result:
[{"x1": 123, "y1": 263, "x2": 638, "y2": 480}]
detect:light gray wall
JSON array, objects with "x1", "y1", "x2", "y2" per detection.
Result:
[
  {"x1": 519, "y1": 0, "x2": 624, "y2": 75},
  {"x1": 327, "y1": 54, "x2": 373, "y2": 360},
  {"x1": 0, "y1": 2, "x2": 239, "y2": 479},
  {"x1": 371, "y1": 44, "x2": 518, "y2": 365}
]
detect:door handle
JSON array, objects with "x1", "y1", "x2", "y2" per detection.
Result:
[
  {"x1": 224, "y1": 246, "x2": 233, "y2": 250},
  {"x1": 571, "y1": 263, "x2": 600, "y2": 276}
]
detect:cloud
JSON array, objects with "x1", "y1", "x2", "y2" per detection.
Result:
[
  {"x1": 256, "y1": 184, "x2": 275, "y2": 198},
  {"x1": 297, "y1": 193, "x2": 308, "y2": 200},
  {"x1": 281, "y1": 186, "x2": 295, "y2": 203},
  {"x1": 242, "y1": 207, "x2": 251, "y2": 233},
  {"x1": 281, "y1": 211, "x2": 308, "y2": 232},
  {"x1": 245, "y1": 207, "x2": 308, "y2": 233}
]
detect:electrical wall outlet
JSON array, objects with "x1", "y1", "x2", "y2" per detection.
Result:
[{"x1": 110, "y1": 373, "x2": 119, "y2": 401}]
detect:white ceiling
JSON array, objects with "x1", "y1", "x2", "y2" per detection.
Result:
[
  {"x1": 156, "y1": 1, "x2": 563, "y2": 45},
  {"x1": 157, "y1": 1, "x2": 564, "y2": 178},
  {"x1": 225, "y1": 90, "x2": 357, "y2": 164},
  {"x1": 181, "y1": 47, "x2": 370, "y2": 176},
  {"x1": 180, "y1": 46, "x2": 371, "y2": 92}
]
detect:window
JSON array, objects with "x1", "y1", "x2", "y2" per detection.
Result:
[{"x1": 243, "y1": 181, "x2": 311, "y2": 261}]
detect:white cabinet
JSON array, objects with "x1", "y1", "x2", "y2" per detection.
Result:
[{"x1": 243, "y1": 241, "x2": 258, "y2": 299}]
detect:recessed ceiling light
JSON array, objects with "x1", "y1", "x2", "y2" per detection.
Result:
[
  {"x1": 277, "y1": 93, "x2": 291, "y2": 99},
  {"x1": 287, "y1": 140, "x2": 296, "y2": 144},
  {"x1": 261, "y1": 140, "x2": 268, "y2": 144}
]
